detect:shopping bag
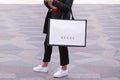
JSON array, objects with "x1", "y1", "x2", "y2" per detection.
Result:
[{"x1": 48, "y1": 19, "x2": 87, "y2": 47}]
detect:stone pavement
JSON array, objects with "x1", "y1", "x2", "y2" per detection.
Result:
[{"x1": 0, "y1": 4, "x2": 120, "y2": 80}]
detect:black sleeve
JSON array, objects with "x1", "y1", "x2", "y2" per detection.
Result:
[{"x1": 52, "y1": 0, "x2": 73, "y2": 13}]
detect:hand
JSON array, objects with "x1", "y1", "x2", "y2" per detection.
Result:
[
  {"x1": 44, "y1": 0, "x2": 53, "y2": 2},
  {"x1": 44, "y1": 0, "x2": 59, "y2": 12}
]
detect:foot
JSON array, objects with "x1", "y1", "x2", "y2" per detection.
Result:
[
  {"x1": 33, "y1": 65, "x2": 48, "y2": 72},
  {"x1": 53, "y1": 69, "x2": 68, "y2": 78}
]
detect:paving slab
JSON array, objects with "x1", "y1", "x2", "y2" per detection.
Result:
[{"x1": 0, "y1": 4, "x2": 120, "y2": 80}]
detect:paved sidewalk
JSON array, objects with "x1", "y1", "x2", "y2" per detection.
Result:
[{"x1": 0, "y1": 4, "x2": 120, "y2": 80}]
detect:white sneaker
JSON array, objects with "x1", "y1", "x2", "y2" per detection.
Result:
[
  {"x1": 33, "y1": 65, "x2": 48, "y2": 72},
  {"x1": 53, "y1": 69, "x2": 68, "y2": 78}
]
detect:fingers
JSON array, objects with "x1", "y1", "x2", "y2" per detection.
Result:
[{"x1": 44, "y1": 0, "x2": 53, "y2": 2}]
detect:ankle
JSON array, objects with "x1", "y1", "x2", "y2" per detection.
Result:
[
  {"x1": 42, "y1": 62, "x2": 48, "y2": 67},
  {"x1": 61, "y1": 65, "x2": 67, "y2": 70}
]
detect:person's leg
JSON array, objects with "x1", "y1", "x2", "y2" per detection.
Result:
[
  {"x1": 33, "y1": 35, "x2": 52, "y2": 72},
  {"x1": 53, "y1": 46, "x2": 69, "y2": 77},
  {"x1": 42, "y1": 35, "x2": 52, "y2": 67},
  {"x1": 59, "y1": 46, "x2": 69, "y2": 68}
]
